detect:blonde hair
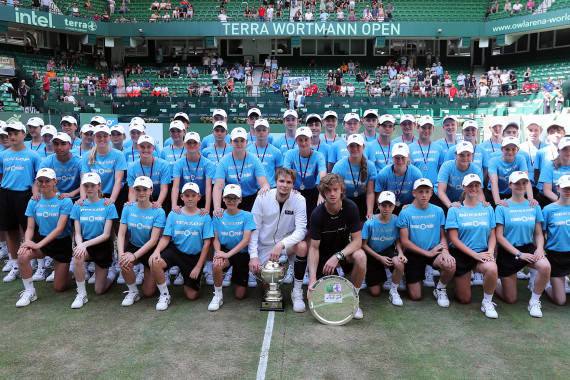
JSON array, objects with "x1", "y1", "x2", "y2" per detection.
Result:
[{"x1": 88, "y1": 146, "x2": 98, "y2": 166}]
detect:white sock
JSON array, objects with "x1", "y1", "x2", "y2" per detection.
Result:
[
  {"x1": 530, "y1": 292, "x2": 541, "y2": 302},
  {"x1": 293, "y1": 279, "x2": 303, "y2": 289},
  {"x1": 214, "y1": 286, "x2": 222, "y2": 296},
  {"x1": 157, "y1": 281, "x2": 169, "y2": 295},
  {"x1": 391, "y1": 282, "x2": 398, "y2": 292},
  {"x1": 385, "y1": 267, "x2": 392, "y2": 280},
  {"x1": 436, "y1": 280, "x2": 446, "y2": 289},
  {"x1": 76, "y1": 280, "x2": 86, "y2": 294},
  {"x1": 10, "y1": 259, "x2": 18, "y2": 269},
  {"x1": 483, "y1": 293, "x2": 493, "y2": 302},
  {"x1": 36, "y1": 258, "x2": 45, "y2": 269},
  {"x1": 22, "y1": 277, "x2": 35, "y2": 291},
  {"x1": 127, "y1": 283, "x2": 138, "y2": 292}
]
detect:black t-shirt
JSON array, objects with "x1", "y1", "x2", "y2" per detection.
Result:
[
  {"x1": 334, "y1": 73, "x2": 343, "y2": 86},
  {"x1": 310, "y1": 199, "x2": 361, "y2": 258}
]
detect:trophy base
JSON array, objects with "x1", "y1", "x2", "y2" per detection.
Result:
[{"x1": 261, "y1": 299, "x2": 285, "y2": 312}]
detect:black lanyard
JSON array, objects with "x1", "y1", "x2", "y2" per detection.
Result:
[
  {"x1": 171, "y1": 144, "x2": 185, "y2": 161},
  {"x1": 185, "y1": 156, "x2": 201, "y2": 182},
  {"x1": 214, "y1": 144, "x2": 227, "y2": 163},
  {"x1": 377, "y1": 137, "x2": 390, "y2": 164},
  {"x1": 298, "y1": 151, "x2": 313, "y2": 187},
  {"x1": 348, "y1": 160, "x2": 362, "y2": 193},
  {"x1": 232, "y1": 152, "x2": 247, "y2": 184},
  {"x1": 255, "y1": 143, "x2": 268, "y2": 163},
  {"x1": 140, "y1": 158, "x2": 154, "y2": 178}
]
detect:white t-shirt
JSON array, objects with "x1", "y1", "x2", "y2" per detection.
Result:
[
  {"x1": 153, "y1": 86, "x2": 161, "y2": 92},
  {"x1": 161, "y1": 86, "x2": 168, "y2": 92},
  {"x1": 218, "y1": 14, "x2": 227, "y2": 22}
]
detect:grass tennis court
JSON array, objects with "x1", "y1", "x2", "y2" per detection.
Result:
[{"x1": 1, "y1": 275, "x2": 569, "y2": 380}]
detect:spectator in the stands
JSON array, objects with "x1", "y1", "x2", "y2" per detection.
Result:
[
  {"x1": 101, "y1": 11, "x2": 111, "y2": 21},
  {"x1": 172, "y1": 7, "x2": 180, "y2": 18},
  {"x1": 72, "y1": 3, "x2": 80, "y2": 16},
  {"x1": 385, "y1": 1, "x2": 394, "y2": 21},
  {"x1": 85, "y1": 0, "x2": 94, "y2": 11},
  {"x1": 149, "y1": 10, "x2": 160, "y2": 21},
  {"x1": 218, "y1": 9, "x2": 229, "y2": 22},
  {"x1": 161, "y1": 84, "x2": 169, "y2": 97},
  {"x1": 555, "y1": 90, "x2": 565, "y2": 113},
  {"x1": 163, "y1": 11, "x2": 171, "y2": 21},
  {"x1": 32, "y1": 0, "x2": 41, "y2": 10},
  {"x1": 555, "y1": 76, "x2": 564, "y2": 89},
  {"x1": 543, "y1": 77, "x2": 555, "y2": 93},
  {"x1": 348, "y1": 9, "x2": 356, "y2": 21},
  {"x1": 109, "y1": 0, "x2": 116, "y2": 14},
  {"x1": 118, "y1": 1, "x2": 129, "y2": 14},
  {"x1": 526, "y1": 0, "x2": 534, "y2": 10},
  {"x1": 511, "y1": 0, "x2": 522, "y2": 14},
  {"x1": 490, "y1": 1, "x2": 499, "y2": 13},
  {"x1": 244, "y1": 5, "x2": 254, "y2": 18},
  {"x1": 336, "y1": 7, "x2": 344, "y2": 20},
  {"x1": 320, "y1": 9, "x2": 328, "y2": 21},
  {"x1": 41, "y1": 0, "x2": 51, "y2": 12},
  {"x1": 504, "y1": 0, "x2": 512, "y2": 12},
  {"x1": 151, "y1": 0, "x2": 160, "y2": 10},
  {"x1": 258, "y1": 4, "x2": 266, "y2": 21},
  {"x1": 305, "y1": 8, "x2": 314, "y2": 21}
]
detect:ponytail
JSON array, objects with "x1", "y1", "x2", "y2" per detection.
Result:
[
  {"x1": 359, "y1": 154, "x2": 368, "y2": 183},
  {"x1": 553, "y1": 156, "x2": 562, "y2": 169},
  {"x1": 459, "y1": 190, "x2": 467, "y2": 203},
  {"x1": 88, "y1": 145, "x2": 98, "y2": 166}
]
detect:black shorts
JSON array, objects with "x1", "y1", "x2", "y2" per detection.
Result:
[
  {"x1": 449, "y1": 246, "x2": 479, "y2": 277},
  {"x1": 220, "y1": 245, "x2": 249, "y2": 287},
  {"x1": 125, "y1": 241, "x2": 154, "y2": 269},
  {"x1": 316, "y1": 253, "x2": 353, "y2": 280},
  {"x1": 497, "y1": 243, "x2": 536, "y2": 277},
  {"x1": 240, "y1": 193, "x2": 257, "y2": 212},
  {"x1": 300, "y1": 187, "x2": 319, "y2": 226},
  {"x1": 0, "y1": 188, "x2": 32, "y2": 231},
  {"x1": 546, "y1": 249, "x2": 570, "y2": 278},
  {"x1": 160, "y1": 243, "x2": 202, "y2": 290},
  {"x1": 365, "y1": 246, "x2": 397, "y2": 287},
  {"x1": 33, "y1": 234, "x2": 73, "y2": 264},
  {"x1": 347, "y1": 193, "x2": 367, "y2": 222},
  {"x1": 404, "y1": 250, "x2": 437, "y2": 284},
  {"x1": 85, "y1": 239, "x2": 114, "y2": 269}
]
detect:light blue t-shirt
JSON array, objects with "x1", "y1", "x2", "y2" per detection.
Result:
[
  {"x1": 127, "y1": 158, "x2": 172, "y2": 197},
  {"x1": 201, "y1": 133, "x2": 231, "y2": 151},
  {"x1": 328, "y1": 138, "x2": 375, "y2": 164},
  {"x1": 362, "y1": 133, "x2": 380, "y2": 143},
  {"x1": 246, "y1": 143, "x2": 283, "y2": 188},
  {"x1": 437, "y1": 161, "x2": 484, "y2": 203},
  {"x1": 480, "y1": 139, "x2": 502, "y2": 155},
  {"x1": 444, "y1": 144, "x2": 489, "y2": 173},
  {"x1": 368, "y1": 139, "x2": 394, "y2": 173},
  {"x1": 445, "y1": 203, "x2": 496, "y2": 252},
  {"x1": 434, "y1": 137, "x2": 457, "y2": 156},
  {"x1": 409, "y1": 141, "x2": 445, "y2": 194},
  {"x1": 374, "y1": 164, "x2": 423, "y2": 206},
  {"x1": 70, "y1": 199, "x2": 118, "y2": 240},
  {"x1": 488, "y1": 155, "x2": 528, "y2": 194},
  {"x1": 332, "y1": 157, "x2": 377, "y2": 196},
  {"x1": 213, "y1": 210, "x2": 256, "y2": 253},
  {"x1": 321, "y1": 135, "x2": 341, "y2": 145},
  {"x1": 70, "y1": 145, "x2": 94, "y2": 158},
  {"x1": 284, "y1": 148, "x2": 326, "y2": 190},
  {"x1": 163, "y1": 210, "x2": 214, "y2": 255},
  {"x1": 495, "y1": 200, "x2": 543, "y2": 247},
  {"x1": 538, "y1": 161, "x2": 570, "y2": 196},
  {"x1": 172, "y1": 155, "x2": 215, "y2": 194},
  {"x1": 37, "y1": 148, "x2": 55, "y2": 160},
  {"x1": 123, "y1": 144, "x2": 160, "y2": 163},
  {"x1": 0, "y1": 148, "x2": 42, "y2": 191},
  {"x1": 160, "y1": 145, "x2": 186, "y2": 179},
  {"x1": 80, "y1": 148, "x2": 128, "y2": 195},
  {"x1": 39, "y1": 153, "x2": 82, "y2": 194},
  {"x1": 214, "y1": 152, "x2": 266, "y2": 197},
  {"x1": 24, "y1": 141, "x2": 46, "y2": 152},
  {"x1": 312, "y1": 142, "x2": 330, "y2": 164},
  {"x1": 272, "y1": 135, "x2": 297, "y2": 154},
  {"x1": 246, "y1": 132, "x2": 274, "y2": 148},
  {"x1": 25, "y1": 195, "x2": 73, "y2": 238},
  {"x1": 120, "y1": 203, "x2": 166, "y2": 248},
  {"x1": 202, "y1": 144, "x2": 233, "y2": 163},
  {"x1": 397, "y1": 203, "x2": 446, "y2": 251},
  {"x1": 362, "y1": 215, "x2": 399, "y2": 253},
  {"x1": 533, "y1": 145, "x2": 557, "y2": 172},
  {"x1": 490, "y1": 150, "x2": 533, "y2": 185},
  {"x1": 542, "y1": 203, "x2": 570, "y2": 252},
  {"x1": 392, "y1": 135, "x2": 417, "y2": 145}
]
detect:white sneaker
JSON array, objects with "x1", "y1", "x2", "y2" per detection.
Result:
[
  {"x1": 360, "y1": 278, "x2": 367, "y2": 290},
  {"x1": 31, "y1": 266, "x2": 46, "y2": 281},
  {"x1": 223, "y1": 267, "x2": 233, "y2": 287},
  {"x1": 565, "y1": 277, "x2": 570, "y2": 294},
  {"x1": 433, "y1": 288, "x2": 450, "y2": 307},
  {"x1": 71, "y1": 291, "x2": 88, "y2": 309},
  {"x1": 528, "y1": 300, "x2": 543, "y2": 318},
  {"x1": 291, "y1": 288, "x2": 306, "y2": 312},
  {"x1": 116, "y1": 271, "x2": 126, "y2": 284},
  {"x1": 481, "y1": 300, "x2": 498, "y2": 319},
  {"x1": 107, "y1": 266, "x2": 119, "y2": 282},
  {"x1": 44, "y1": 256, "x2": 53, "y2": 269},
  {"x1": 205, "y1": 271, "x2": 214, "y2": 286},
  {"x1": 398, "y1": 278, "x2": 407, "y2": 291},
  {"x1": 389, "y1": 290, "x2": 403, "y2": 307},
  {"x1": 248, "y1": 272, "x2": 257, "y2": 287},
  {"x1": 517, "y1": 269, "x2": 530, "y2": 279},
  {"x1": 472, "y1": 273, "x2": 484, "y2": 286},
  {"x1": 3, "y1": 267, "x2": 20, "y2": 282},
  {"x1": 87, "y1": 262, "x2": 95, "y2": 273},
  {"x1": 353, "y1": 307, "x2": 363, "y2": 320},
  {"x1": 208, "y1": 294, "x2": 223, "y2": 311},
  {"x1": 169, "y1": 266, "x2": 180, "y2": 276},
  {"x1": 173, "y1": 272, "x2": 184, "y2": 285},
  {"x1": 121, "y1": 290, "x2": 140, "y2": 307},
  {"x1": 88, "y1": 271, "x2": 96, "y2": 284},
  {"x1": 302, "y1": 271, "x2": 310, "y2": 286},
  {"x1": 156, "y1": 293, "x2": 171, "y2": 311},
  {"x1": 2, "y1": 260, "x2": 13, "y2": 272},
  {"x1": 0, "y1": 247, "x2": 8, "y2": 260},
  {"x1": 16, "y1": 289, "x2": 37, "y2": 307},
  {"x1": 45, "y1": 271, "x2": 55, "y2": 282},
  {"x1": 135, "y1": 267, "x2": 144, "y2": 285},
  {"x1": 423, "y1": 273, "x2": 435, "y2": 287},
  {"x1": 382, "y1": 278, "x2": 393, "y2": 291},
  {"x1": 283, "y1": 266, "x2": 294, "y2": 284}
]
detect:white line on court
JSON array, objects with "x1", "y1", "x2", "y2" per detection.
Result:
[{"x1": 256, "y1": 311, "x2": 275, "y2": 380}]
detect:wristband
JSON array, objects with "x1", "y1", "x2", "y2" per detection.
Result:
[{"x1": 515, "y1": 252, "x2": 522, "y2": 260}]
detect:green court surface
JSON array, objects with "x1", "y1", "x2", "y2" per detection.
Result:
[{"x1": 1, "y1": 275, "x2": 568, "y2": 380}]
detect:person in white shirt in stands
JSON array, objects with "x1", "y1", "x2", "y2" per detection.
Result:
[
  {"x1": 304, "y1": 9, "x2": 313, "y2": 21},
  {"x1": 64, "y1": 91, "x2": 77, "y2": 105},
  {"x1": 347, "y1": 83, "x2": 356, "y2": 97},
  {"x1": 161, "y1": 85, "x2": 169, "y2": 97},
  {"x1": 340, "y1": 83, "x2": 347, "y2": 97},
  {"x1": 478, "y1": 82, "x2": 489, "y2": 97},
  {"x1": 266, "y1": 5, "x2": 274, "y2": 21},
  {"x1": 511, "y1": 0, "x2": 522, "y2": 13},
  {"x1": 218, "y1": 9, "x2": 229, "y2": 22}
]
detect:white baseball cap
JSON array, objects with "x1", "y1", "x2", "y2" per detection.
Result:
[
  {"x1": 52, "y1": 132, "x2": 72, "y2": 143},
  {"x1": 305, "y1": 113, "x2": 322, "y2": 124},
  {"x1": 456, "y1": 141, "x2": 474, "y2": 154},
  {"x1": 462, "y1": 173, "x2": 482, "y2": 187},
  {"x1": 212, "y1": 109, "x2": 227, "y2": 118},
  {"x1": 27, "y1": 117, "x2": 44, "y2": 127},
  {"x1": 462, "y1": 120, "x2": 479, "y2": 130},
  {"x1": 184, "y1": 131, "x2": 201, "y2": 143},
  {"x1": 213, "y1": 121, "x2": 228, "y2": 131},
  {"x1": 418, "y1": 115, "x2": 434, "y2": 127},
  {"x1": 343, "y1": 113, "x2": 360, "y2": 123},
  {"x1": 557, "y1": 175, "x2": 570, "y2": 189},
  {"x1": 170, "y1": 120, "x2": 186, "y2": 131},
  {"x1": 0, "y1": 120, "x2": 6, "y2": 130},
  {"x1": 254, "y1": 119, "x2": 270, "y2": 129},
  {"x1": 61, "y1": 115, "x2": 77, "y2": 125},
  {"x1": 248, "y1": 108, "x2": 262, "y2": 117},
  {"x1": 558, "y1": 137, "x2": 570, "y2": 150},
  {"x1": 138, "y1": 135, "x2": 155, "y2": 146},
  {"x1": 129, "y1": 122, "x2": 145, "y2": 133},
  {"x1": 40, "y1": 125, "x2": 58, "y2": 136},
  {"x1": 400, "y1": 114, "x2": 415, "y2": 124},
  {"x1": 181, "y1": 182, "x2": 200, "y2": 194},
  {"x1": 36, "y1": 168, "x2": 56, "y2": 180},
  {"x1": 501, "y1": 136, "x2": 519, "y2": 148},
  {"x1": 490, "y1": 118, "x2": 503, "y2": 127},
  {"x1": 391, "y1": 143, "x2": 410, "y2": 157},
  {"x1": 90, "y1": 116, "x2": 107, "y2": 126},
  {"x1": 346, "y1": 134, "x2": 365, "y2": 146},
  {"x1": 295, "y1": 127, "x2": 312, "y2": 139},
  {"x1": 509, "y1": 171, "x2": 529, "y2": 184},
  {"x1": 133, "y1": 176, "x2": 153, "y2": 189},
  {"x1": 82, "y1": 172, "x2": 101, "y2": 185},
  {"x1": 110, "y1": 124, "x2": 126, "y2": 135},
  {"x1": 6, "y1": 121, "x2": 26, "y2": 132},
  {"x1": 231, "y1": 127, "x2": 248, "y2": 141},
  {"x1": 362, "y1": 109, "x2": 379, "y2": 119},
  {"x1": 379, "y1": 114, "x2": 396, "y2": 125},
  {"x1": 130, "y1": 117, "x2": 145, "y2": 126},
  {"x1": 93, "y1": 125, "x2": 111, "y2": 135},
  {"x1": 443, "y1": 115, "x2": 459, "y2": 123},
  {"x1": 502, "y1": 121, "x2": 520, "y2": 132},
  {"x1": 223, "y1": 184, "x2": 242, "y2": 198},
  {"x1": 0, "y1": 128, "x2": 7, "y2": 136},
  {"x1": 413, "y1": 178, "x2": 433, "y2": 190},
  {"x1": 173, "y1": 112, "x2": 190, "y2": 122},
  {"x1": 283, "y1": 109, "x2": 298, "y2": 119},
  {"x1": 323, "y1": 110, "x2": 338, "y2": 119},
  {"x1": 378, "y1": 191, "x2": 396, "y2": 205},
  {"x1": 80, "y1": 124, "x2": 94, "y2": 134}
]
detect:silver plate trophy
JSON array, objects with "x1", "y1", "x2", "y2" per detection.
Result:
[
  {"x1": 308, "y1": 275, "x2": 359, "y2": 325},
  {"x1": 256, "y1": 260, "x2": 289, "y2": 311}
]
